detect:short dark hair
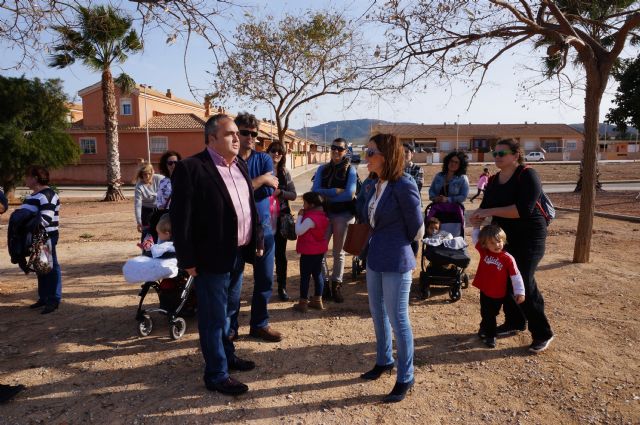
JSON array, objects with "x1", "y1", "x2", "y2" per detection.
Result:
[
  {"x1": 332, "y1": 138, "x2": 347, "y2": 146},
  {"x1": 303, "y1": 192, "x2": 325, "y2": 210},
  {"x1": 25, "y1": 165, "x2": 50, "y2": 185},
  {"x1": 495, "y1": 138, "x2": 525, "y2": 165},
  {"x1": 441, "y1": 151, "x2": 468, "y2": 176},
  {"x1": 403, "y1": 143, "x2": 414, "y2": 153},
  {"x1": 159, "y1": 150, "x2": 182, "y2": 176},
  {"x1": 427, "y1": 216, "x2": 440, "y2": 226},
  {"x1": 204, "y1": 114, "x2": 231, "y2": 144},
  {"x1": 234, "y1": 112, "x2": 260, "y2": 130}
]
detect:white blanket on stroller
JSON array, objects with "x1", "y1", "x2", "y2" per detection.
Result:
[
  {"x1": 122, "y1": 255, "x2": 178, "y2": 283},
  {"x1": 423, "y1": 235, "x2": 467, "y2": 250}
]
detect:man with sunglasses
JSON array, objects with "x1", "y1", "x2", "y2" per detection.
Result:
[
  {"x1": 234, "y1": 112, "x2": 283, "y2": 343},
  {"x1": 311, "y1": 137, "x2": 358, "y2": 302}
]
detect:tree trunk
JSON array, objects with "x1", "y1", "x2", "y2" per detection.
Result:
[
  {"x1": 573, "y1": 71, "x2": 604, "y2": 263},
  {"x1": 101, "y1": 68, "x2": 126, "y2": 202}
]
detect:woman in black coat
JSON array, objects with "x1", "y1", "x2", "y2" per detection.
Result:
[{"x1": 470, "y1": 139, "x2": 554, "y2": 354}]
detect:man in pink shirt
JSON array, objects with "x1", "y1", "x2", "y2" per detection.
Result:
[{"x1": 171, "y1": 114, "x2": 264, "y2": 396}]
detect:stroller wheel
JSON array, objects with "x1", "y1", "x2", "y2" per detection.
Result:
[
  {"x1": 462, "y1": 273, "x2": 469, "y2": 289},
  {"x1": 137, "y1": 314, "x2": 153, "y2": 337},
  {"x1": 169, "y1": 317, "x2": 187, "y2": 340},
  {"x1": 449, "y1": 286, "x2": 461, "y2": 302}
]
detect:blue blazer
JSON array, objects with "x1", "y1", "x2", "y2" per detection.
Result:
[{"x1": 357, "y1": 175, "x2": 423, "y2": 273}]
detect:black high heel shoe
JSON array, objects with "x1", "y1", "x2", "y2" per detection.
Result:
[
  {"x1": 382, "y1": 379, "x2": 414, "y2": 403},
  {"x1": 360, "y1": 363, "x2": 394, "y2": 380},
  {"x1": 278, "y1": 287, "x2": 290, "y2": 301}
]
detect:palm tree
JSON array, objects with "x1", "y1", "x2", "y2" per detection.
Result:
[{"x1": 49, "y1": 6, "x2": 142, "y2": 201}]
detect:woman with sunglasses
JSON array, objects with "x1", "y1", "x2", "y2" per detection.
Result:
[
  {"x1": 427, "y1": 151, "x2": 470, "y2": 236},
  {"x1": 470, "y1": 139, "x2": 554, "y2": 354},
  {"x1": 356, "y1": 133, "x2": 423, "y2": 403},
  {"x1": 156, "y1": 150, "x2": 182, "y2": 210},
  {"x1": 266, "y1": 141, "x2": 297, "y2": 301},
  {"x1": 311, "y1": 137, "x2": 358, "y2": 302}
]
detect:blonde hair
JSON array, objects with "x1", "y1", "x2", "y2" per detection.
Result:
[
  {"x1": 156, "y1": 213, "x2": 171, "y2": 234},
  {"x1": 478, "y1": 224, "x2": 507, "y2": 248},
  {"x1": 136, "y1": 162, "x2": 154, "y2": 182}
]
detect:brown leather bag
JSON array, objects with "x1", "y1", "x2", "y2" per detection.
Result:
[{"x1": 343, "y1": 223, "x2": 371, "y2": 256}]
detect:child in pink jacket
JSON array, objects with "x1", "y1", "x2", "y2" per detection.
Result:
[{"x1": 293, "y1": 192, "x2": 329, "y2": 312}]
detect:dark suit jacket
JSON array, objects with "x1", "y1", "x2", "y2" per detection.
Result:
[{"x1": 170, "y1": 149, "x2": 263, "y2": 273}]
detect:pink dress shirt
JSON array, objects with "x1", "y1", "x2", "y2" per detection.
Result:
[{"x1": 207, "y1": 147, "x2": 253, "y2": 246}]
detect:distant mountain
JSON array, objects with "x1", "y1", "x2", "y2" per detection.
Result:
[
  {"x1": 570, "y1": 122, "x2": 639, "y2": 140},
  {"x1": 295, "y1": 118, "x2": 417, "y2": 145}
]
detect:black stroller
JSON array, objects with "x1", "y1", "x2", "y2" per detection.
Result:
[
  {"x1": 135, "y1": 270, "x2": 196, "y2": 340},
  {"x1": 419, "y1": 202, "x2": 470, "y2": 301}
]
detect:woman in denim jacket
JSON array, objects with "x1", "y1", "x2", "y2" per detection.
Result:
[
  {"x1": 357, "y1": 133, "x2": 423, "y2": 403},
  {"x1": 428, "y1": 151, "x2": 470, "y2": 204}
]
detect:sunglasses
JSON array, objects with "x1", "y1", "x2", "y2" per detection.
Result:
[
  {"x1": 239, "y1": 129, "x2": 259, "y2": 138},
  {"x1": 268, "y1": 150, "x2": 283, "y2": 156},
  {"x1": 166, "y1": 160, "x2": 179, "y2": 166},
  {"x1": 330, "y1": 145, "x2": 346, "y2": 152},
  {"x1": 366, "y1": 148, "x2": 382, "y2": 158},
  {"x1": 492, "y1": 150, "x2": 513, "y2": 158}
]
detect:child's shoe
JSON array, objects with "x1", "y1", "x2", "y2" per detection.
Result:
[
  {"x1": 483, "y1": 337, "x2": 496, "y2": 348},
  {"x1": 308, "y1": 296, "x2": 324, "y2": 310},
  {"x1": 292, "y1": 299, "x2": 308, "y2": 313}
]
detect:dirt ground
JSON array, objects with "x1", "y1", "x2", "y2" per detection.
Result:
[{"x1": 0, "y1": 170, "x2": 639, "y2": 424}]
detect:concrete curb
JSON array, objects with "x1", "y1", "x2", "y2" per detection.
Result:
[
  {"x1": 555, "y1": 207, "x2": 640, "y2": 223},
  {"x1": 289, "y1": 164, "x2": 320, "y2": 179}
]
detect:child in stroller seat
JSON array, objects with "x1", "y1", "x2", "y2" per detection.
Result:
[
  {"x1": 123, "y1": 214, "x2": 196, "y2": 340},
  {"x1": 419, "y1": 217, "x2": 471, "y2": 301}
]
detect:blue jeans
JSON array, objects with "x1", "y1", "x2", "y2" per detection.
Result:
[
  {"x1": 195, "y1": 248, "x2": 244, "y2": 385},
  {"x1": 299, "y1": 254, "x2": 325, "y2": 299},
  {"x1": 366, "y1": 266, "x2": 414, "y2": 384},
  {"x1": 231, "y1": 224, "x2": 275, "y2": 333},
  {"x1": 37, "y1": 232, "x2": 61, "y2": 304}
]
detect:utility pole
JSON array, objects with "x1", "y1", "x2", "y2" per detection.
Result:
[
  {"x1": 140, "y1": 84, "x2": 151, "y2": 163},
  {"x1": 456, "y1": 114, "x2": 459, "y2": 151}
]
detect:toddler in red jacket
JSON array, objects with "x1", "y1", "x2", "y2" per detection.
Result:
[
  {"x1": 472, "y1": 224, "x2": 525, "y2": 348},
  {"x1": 293, "y1": 192, "x2": 329, "y2": 313}
]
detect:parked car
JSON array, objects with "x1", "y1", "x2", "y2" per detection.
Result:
[{"x1": 525, "y1": 151, "x2": 545, "y2": 162}]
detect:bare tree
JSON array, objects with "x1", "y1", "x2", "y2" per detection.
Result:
[
  {"x1": 216, "y1": 10, "x2": 385, "y2": 144},
  {"x1": 375, "y1": 0, "x2": 640, "y2": 263}
]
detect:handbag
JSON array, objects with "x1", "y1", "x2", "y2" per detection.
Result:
[
  {"x1": 343, "y1": 223, "x2": 371, "y2": 256},
  {"x1": 279, "y1": 212, "x2": 297, "y2": 241}
]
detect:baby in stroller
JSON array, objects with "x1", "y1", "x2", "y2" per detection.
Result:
[
  {"x1": 123, "y1": 214, "x2": 195, "y2": 340},
  {"x1": 419, "y1": 215, "x2": 470, "y2": 302}
]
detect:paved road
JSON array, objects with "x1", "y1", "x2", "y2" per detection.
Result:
[{"x1": 12, "y1": 166, "x2": 640, "y2": 199}]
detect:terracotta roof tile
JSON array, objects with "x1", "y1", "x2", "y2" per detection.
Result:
[
  {"x1": 374, "y1": 123, "x2": 583, "y2": 139},
  {"x1": 142, "y1": 114, "x2": 206, "y2": 129}
]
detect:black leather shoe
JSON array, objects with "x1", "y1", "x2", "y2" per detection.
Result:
[
  {"x1": 278, "y1": 287, "x2": 290, "y2": 301},
  {"x1": 360, "y1": 363, "x2": 394, "y2": 380},
  {"x1": 205, "y1": 377, "x2": 248, "y2": 395},
  {"x1": 382, "y1": 379, "x2": 414, "y2": 403},
  {"x1": 29, "y1": 301, "x2": 45, "y2": 309},
  {"x1": 228, "y1": 356, "x2": 256, "y2": 372},
  {"x1": 41, "y1": 303, "x2": 59, "y2": 314}
]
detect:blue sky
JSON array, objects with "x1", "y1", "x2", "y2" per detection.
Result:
[{"x1": 1, "y1": 0, "x2": 630, "y2": 130}]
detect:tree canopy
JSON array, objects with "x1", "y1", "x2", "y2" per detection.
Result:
[
  {"x1": 374, "y1": 0, "x2": 640, "y2": 263},
  {"x1": 0, "y1": 75, "x2": 80, "y2": 194},
  {"x1": 606, "y1": 54, "x2": 640, "y2": 134},
  {"x1": 216, "y1": 10, "x2": 383, "y2": 143}
]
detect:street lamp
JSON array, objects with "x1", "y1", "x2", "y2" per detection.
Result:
[
  {"x1": 140, "y1": 84, "x2": 152, "y2": 163},
  {"x1": 305, "y1": 112, "x2": 311, "y2": 141},
  {"x1": 456, "y1": 114, "x2": 459, "y2": 151}
]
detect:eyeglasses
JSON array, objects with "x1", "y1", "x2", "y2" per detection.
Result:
[
  {"x1": 492, "y1": 150, "x2": 513, "y2": 158},
  {"x1": 166, "y1": 160, "x2": 179, "y2": 166},
  {"x1": 239, "y1": 129, "x2": 259, "y2": 138},
  {"x1": 366, "y1": 148, "x2": 382, "y2": 158},
  {"x1": 268, "y1": 150, "x2": 283, "y2": 156},
  {"x1": 330, "y1": 145, "x2": 346, "y2": 152}
]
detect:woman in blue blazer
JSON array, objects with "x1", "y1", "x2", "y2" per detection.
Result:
[{"x1": 357, "y1": 133, "x2": 424, "y2": 403}]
